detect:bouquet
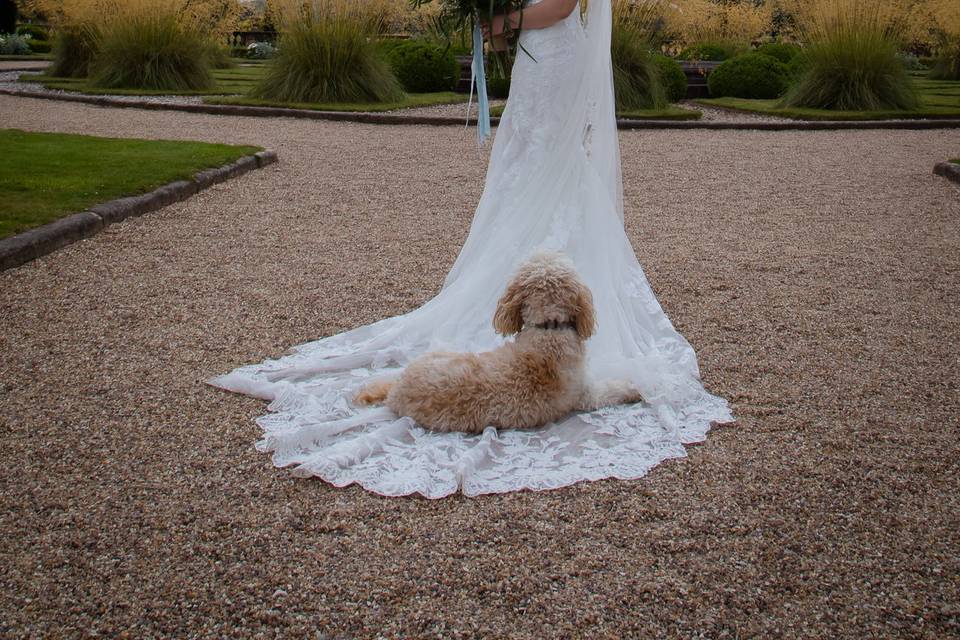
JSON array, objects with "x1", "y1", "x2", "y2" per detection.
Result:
[{"x1": 411, "y1": 0, "x2": 528, "y2": 142}]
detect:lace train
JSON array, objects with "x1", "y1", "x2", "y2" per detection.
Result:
[{"x1": 209, "y1": 0, "x2": 733, "y2": 498}]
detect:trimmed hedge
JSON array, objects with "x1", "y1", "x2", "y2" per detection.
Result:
[
  {"x1": 16, "y1": 24, "x2": 48, "y2": 41},
  {"x1": 487, "y1": 73, "x2": 510, "y2": 99},
  {"x1": 708, "y1": 52, "x2": 789, "y2": 99},
  {"x1": 384, "y1": 40, "x2": 458, "y2": 93},
  {"x1": 653, "y1": 54, "x2": 687, "y2": 102},
  {"x1": 28, "y1": 38, "x2": 51, "y2": 53},
  {"x1": 756, "y1": 42, "x2": 801, "y2": 64}
]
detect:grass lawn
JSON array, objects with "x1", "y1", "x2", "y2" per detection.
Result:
[
  {"x1": 0, "y1": 129, "x2": 261, "y2": 240},
  {"x1": 489, "y1": 103, "x2": 703, "y2": 120},
  {"x1": 204, "y1": 91, "x2": 468, "y2": 112},
  {"x1": 695, "y1": 72, "x2": 960, "y2": 120}
]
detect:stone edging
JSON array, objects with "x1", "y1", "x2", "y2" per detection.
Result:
[
  {"x1": 934, "y1": 161, "x2": 960, "y2": 186},
  {"x1": 0, "y1": 149, "x2": 278, "y2": 272},
  {"x1": 3, "y1": 87, "x2": 960, "y2": 131}
]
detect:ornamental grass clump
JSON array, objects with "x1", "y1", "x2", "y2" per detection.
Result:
[
  {"x1": 252, "y1": 0, "x2": 405, "y2": 104},
  {"x1": 781, "y1": 0, "x2": 918, "y2": 110},
  {"x1": 49, "y1": 25, "x2": 99, "y2": 77},
  {"x1": 922, "y1": 0, "x2": 960, "y2": 80},
  {"x1": 91, "y1": 6, "x2": 214, "y2": 90},
  {"x1": 27, "y1": 0, "x2": 239, "y2": 87},
  {"x1": 612, "y1": 0, "x2": 669, "y2": 111}
]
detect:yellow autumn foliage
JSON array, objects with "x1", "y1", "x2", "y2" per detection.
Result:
[
  {"x1": 26, "y1": 0, "x2": 242, "y2": 36},
  {"x1": 666, "y1": 0, "x2": 773, "y2": 47}
]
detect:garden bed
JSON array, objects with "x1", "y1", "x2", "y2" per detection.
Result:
[
  {"x1": 697, "y1": 74, "x2": 960, "y2": 121},
  {"x1": 489, "y1": 103, "x2": 703, "y2": 121},
  {"x1": 204, "y1": 92, "x2": 468, "y2": 113},
  {"x1": 21, "y1": 66, "x2": 470, "y2": 112}
]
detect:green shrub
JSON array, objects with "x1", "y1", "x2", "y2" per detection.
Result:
[
  {"x1": 929, "y1": 43, "x2": 960, "y2": 80},
  {"x1": 782, "y1": 30, "x2": 918, "y2": 110},
  {"x1": 384, "y1": 39, "x2": 458, "y2": 93},
  {"x1": 27, "y1": 38, "x2": 51, "y2": 54},
  {"x1": 708, "y1": 53, "x2": 789, "y2": 99},
  {"x1": 896, "y1": 51, "x2": 925, "y2": 70},
  {"x1": 653, "y1": 54, "x2": 687, "y2": 102},
  {"x1": 0, "y1": 32, "x2": 30, "y2": 55},
  {"x1": 786, "y1": 51, "x2": 811, "y2": 79},
  {"x1": 755, "y1": 42, "x2": 801, "y2": 64},
  {"x1": 252, "y1": 7, "x2": 404, "y2": 104},
  {"x1": 487, "y1": 71, "x2": 510, "y2": 99},
  {"x1": 246, "y1": 41, "x2": 277, "y2": 59},
  {"x1": 49, "y1": 25, "x2": 100, "y2": 78},
  {"x1": 678, "y1": 42, "x2": 736, "y2": 62},
  {"x1": 17, "y1": 24, "x2": 48, "y2": 41},
  {"x1": 612, "y1": 16, "x2": 666, "y2": 110},
  {"x1": 90, "y1": 12, "x2": 214, "y2": 91}
]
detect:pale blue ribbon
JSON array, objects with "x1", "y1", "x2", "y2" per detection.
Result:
[{"x1": 466, "y1": 22, "x2": 492, "y2": 145}]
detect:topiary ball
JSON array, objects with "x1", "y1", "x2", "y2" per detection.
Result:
[
  {"x1": 786, "y1": 51, "x2": 811, "y2": 80},
  {"x1": 708, "y1": 52, "x2": 789, "y2": 99},
  {"x1": 384, "y1": 40, "x2": 459, "y2": 93},
  {"x1": 755, "y1": 42, "x2": 802, "y2": 64},
  {"x1": 652, "y1": 54, "x2": 687, "y2": 102}
]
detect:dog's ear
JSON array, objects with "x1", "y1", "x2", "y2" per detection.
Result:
[
  {"x1": 572, "y1": 279, "x2": 596, "y2": 339},
  {"x1": 493, "y1": 276, "x2": 526, "y2": 336}
]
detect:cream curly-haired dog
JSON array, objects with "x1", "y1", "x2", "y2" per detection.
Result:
[{"x1": 354, "y1": 251, "x2": 643, "y2": 433}]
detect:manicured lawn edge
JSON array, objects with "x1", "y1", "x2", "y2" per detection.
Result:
[
  {"x1": 0, "y1": 54, "x2": 52, "y2": 61},
  {"x1": 3, "y1": 88, "x2": 960, "y2": 130},
  {"x1": 695, "y1": 97, "x2": 960, "y2": 121},
  {"x1": 489, "y1": 104, "x2": 703, "y2": 121},
  {"x1": 934, "y1": 161, "x2": 960, "y2": 187},
  {"x1": 203, "y1": 93, "x2": 467, "y2": 112},
  {"x1": 0, "y1": 148, "x2": 278, "y2": 272}
]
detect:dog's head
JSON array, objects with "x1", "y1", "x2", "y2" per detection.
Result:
[{"x1": 493, "y1": 251, "x2": 596, "y2": 339}]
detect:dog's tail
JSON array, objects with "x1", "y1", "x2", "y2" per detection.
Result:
[{"x1": 353, "y1": 378, "x2": 395, "y2": 406}]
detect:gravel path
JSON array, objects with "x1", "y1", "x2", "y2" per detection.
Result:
[
  {"x1": 0, "y1": 60, "x2": 49, "y2": 72},
  {"x1": 0, "y1": 71, "x2": 207, "y2": 105},
  {"x1": 1, "y1": 95, "x2": 958, "y2": 639}
]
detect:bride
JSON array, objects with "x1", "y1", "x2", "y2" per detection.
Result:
[{"x1": 210, "y1": 0, "x2": 733, "y2": 498}]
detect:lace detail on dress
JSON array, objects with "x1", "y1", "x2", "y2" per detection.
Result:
[{"x1": 208, "y1": 0, "x2": 733, "y2": 498}]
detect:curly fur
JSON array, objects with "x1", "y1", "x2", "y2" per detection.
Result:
[{"x1": 354, "y1": 251, "x2": 643, "y2": 433}]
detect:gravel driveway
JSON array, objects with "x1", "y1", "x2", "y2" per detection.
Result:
[{"x1": 1, "y1": 95, "x2": 958, "y2": 638}]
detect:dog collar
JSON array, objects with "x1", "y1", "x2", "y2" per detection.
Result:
[{"x1": 532, "y1": 319, "x2": 577, "y2": 331}]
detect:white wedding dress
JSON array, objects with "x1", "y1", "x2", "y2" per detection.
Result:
[{"x1": 209, "y1": 0, "x2": 733, "y2": 498}]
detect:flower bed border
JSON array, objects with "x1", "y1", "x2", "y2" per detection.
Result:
[
  {"x1": 0, "y1": 148, "x2": 278, "y2": 272},
  {"x1": 2, "y1": 87, "x2": 960, "y2": 131}
]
